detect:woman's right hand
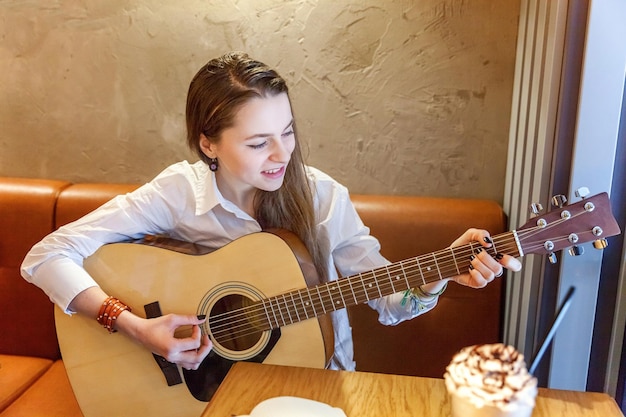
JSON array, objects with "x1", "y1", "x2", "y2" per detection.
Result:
[
  {"x1": 117, "y1": 312, "x2": 213, "y2": 370},
  {"x1": 68, "y1": 287, "x2": 213, "y2": 370}
]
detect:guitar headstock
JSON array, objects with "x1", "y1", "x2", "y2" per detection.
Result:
[{"x1": 516, "y1": 192, "x2": 621, "y2": 258}]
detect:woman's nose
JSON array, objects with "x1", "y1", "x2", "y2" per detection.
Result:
[{"x1": 270, "y1": 138, "x2": 290, "y2": 162}]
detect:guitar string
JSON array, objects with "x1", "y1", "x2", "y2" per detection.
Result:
[
  {"x1": 207, "y1": 226, "x2": 571, "y2": 342},
  {"x1": 207, "y1": 235, "x2": 558, "y2": 343},
  {"x1": 207, "y1": 210, "x2": 594, "y2": 342},
  {"x1": 206, "y1": 197, "x2": 596, "y2": 338},
  {"x1": 206, "y1": 235, "x2": 522, "y2": 341},
  {"x1": 508, "y1": 208, "x2": 595, "y2": 254}
]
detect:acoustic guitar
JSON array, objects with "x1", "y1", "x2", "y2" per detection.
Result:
[{"x1": 55, "y1": 192, "x2": 620, "y2": 417}]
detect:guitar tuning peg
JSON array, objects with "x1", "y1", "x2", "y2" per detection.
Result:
[
  {"x1": 575, "y1": 187, "x2": 590, "y2": 199},
  {"x1": 593, "y1": 238, "x2": 608, "y2": 250},
  {"x1": 551, "y1": 194, "x2": 567, "y2": 208},
  {"x1": 530, "y1": 202, "x2": 544, "y2": 216},
  {"x1": 568, "y1": 245, "x2": 585, "y2": 256},
  {"x1": 548, "y1": 253, "x2": 558, "y2": 264}
]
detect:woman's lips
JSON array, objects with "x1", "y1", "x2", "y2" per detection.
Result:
[{"x1": 262, "y1": 166, "x2": 285, "y2": 179}]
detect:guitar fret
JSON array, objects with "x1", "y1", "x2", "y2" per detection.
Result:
[
  {"x1": 324, "y1": 283, "x2": 335, "y2": 310},
  {"x1": 399, "y1": 261, "x2": 411, "y2": 290},
  {"x1": 415, "y1": 257, "x2": 427, "y2": 286},
  {"x1": 298, "y1": 290, "x2": 310, "y2": 319},
  {"x1": 432, "y1": 252, "x2": 443, "y2": 280},
  {"x1": 358, "y1": 273, "x2": 370, "y2": 302},
  {"x1": 276, "y1": 298, "x2": 287, "y2": 326},
  {"x1": 468, "y1": 241, "x2": 477, "y2": 256},
  {"x1": 365, "y1": 273, "x2": 378, "y2": 301},
  {"x1": 372, "y1": 272, "x2": 383, "y2": 298},
  {"x1": 491, "y1": 238, "x2": 499, "y2": 257},
  {"x1": 306, "y1": 288, "x2": 318, "y2": 316},
  {"x1": 422, "y1": 256, "x2": 440, "y2": 283},
  {"x1": 450, "y1": 247, "x2": 461, "y2": 276},
  {"x1": 265, "y1": 299, "x2": 279, "y2": 329},
  {"x1": 280, "y1": 296, "x2": 287, "y2": 324},
  {"x1": 281, "y1": 295, "x2": 292, "y2": 325},
  {"x1": 289, "y1": 293, "x2": 300, "y2": 323},
  {"x1": 291, "y1": 295, "x2": 302, "y2": 323},
  {"x1": 327, "y1": 283, "x2": 344, "y2": 310},
  {"x1": 347, "y1": 276, "x2": 358, "y2": 304},
  {"x1": 385, "y1": 265, "x2": 397, "y2": 293},
  {"x1": 278, "y1": 300, "x2": 286, "y2": 326},
  {"x1": 336, "y1": 282, "x2": 347, "y2": 308},
  {"x1": 264, "y1": 301, "x2": 274, "y2": 327},
  {"x1": 261, "y1": 299, "x2": 275, "y2": 329},
  {"x1": 316, "y1": 286, "x2": 326, "y2": 314}
]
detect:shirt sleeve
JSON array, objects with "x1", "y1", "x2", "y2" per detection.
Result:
[
  {"x1": 311, "y1": 169, "x2": 439, "y2": 327},
  {"x1": 20, "y1": 166, "x2": 189, "y2": 313}
]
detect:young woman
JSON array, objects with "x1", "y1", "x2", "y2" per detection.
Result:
[{"x1": 21, "y1": 51, "x2": 521, "y2": 373}]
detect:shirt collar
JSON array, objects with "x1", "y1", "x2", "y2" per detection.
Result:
[
  {"x1": 193, "y1": 163, "x2": 219, "y2": 215},
  {"x1": 193, "y1": 163, "x2": 255, "y2": 221}
]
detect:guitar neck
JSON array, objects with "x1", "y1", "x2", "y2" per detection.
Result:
[
  {"x1": 236, "y1": 191, "x2": 621, "y2": 332},
  {"x1": 257, "y1": 231, "x2": 520, "y2": 330}
]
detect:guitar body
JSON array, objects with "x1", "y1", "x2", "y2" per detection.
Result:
[{"x1": 55, "y1": 232, "x2": 331, "y2": 417}]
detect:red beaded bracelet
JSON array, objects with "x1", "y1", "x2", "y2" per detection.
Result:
[{"x1": 96, "y1": 296, "x2": 131, "y2": 333}]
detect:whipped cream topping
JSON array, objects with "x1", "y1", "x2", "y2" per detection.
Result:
[{"x1": 444, "y1": 343, "x2": 537, "y2": 409}]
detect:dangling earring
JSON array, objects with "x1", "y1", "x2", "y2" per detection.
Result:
[
  {"x1": 208, "y1": 158, "x2": 219, "y2": 172},
  {"x1": 208, "y1": 157, "x2": 219, "y2": 172}
]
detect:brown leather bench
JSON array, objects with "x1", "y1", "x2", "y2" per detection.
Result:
[{"x1": 0, "y1": 178, "x2": 506, "y2": 415}]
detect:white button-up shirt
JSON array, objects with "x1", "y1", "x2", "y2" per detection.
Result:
[{"x1": 21, "y1": 160, "x2": 438, "y2": 370}]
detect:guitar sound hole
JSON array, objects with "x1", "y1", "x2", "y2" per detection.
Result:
[{"x1": 209, "y1": 294, "x2": 264, "y2": 351}]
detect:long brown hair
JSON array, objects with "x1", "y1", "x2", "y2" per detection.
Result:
[{"x1": 186, "y1": 52, "x2": 328, "y2": 282}]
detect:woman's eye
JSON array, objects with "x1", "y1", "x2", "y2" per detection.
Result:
[
  {"x1": 282, "y1": 130, "x2": 295, "y2": 137},
  {"x1": 248, "y1": 142, "x2": 268, "y2": 150}
]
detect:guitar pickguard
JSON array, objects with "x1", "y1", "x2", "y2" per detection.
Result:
[{"x1": 183, "y1": 328, "x2": 281, "y2": 401}]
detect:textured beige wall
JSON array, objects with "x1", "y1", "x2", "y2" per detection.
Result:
[{"x1": 0, "y1": 0, "x2": 519, "y2": 202}]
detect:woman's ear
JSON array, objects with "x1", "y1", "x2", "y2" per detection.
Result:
[{"x1": 199, "y1": 134, "x2": 216, "y2": 159}]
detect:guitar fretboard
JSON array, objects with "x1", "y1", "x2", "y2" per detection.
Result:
[{"x1": 253, "y1": 231, "x2": 520, "y2": 330}]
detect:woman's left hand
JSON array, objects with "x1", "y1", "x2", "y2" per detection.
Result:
[{"x1": 449, "y1": 228, "x2": 522, "y2": 288}]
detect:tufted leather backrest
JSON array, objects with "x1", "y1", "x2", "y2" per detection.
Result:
[
  {"x1": 55, "y1": 183, "x2": 139, "y2": 228},
  {"x1": 0, "y1": 178, "x2": 70, "y2": 359},
  {"x1": 348, "y1": 194, "x2": 507, "y2": 377}
]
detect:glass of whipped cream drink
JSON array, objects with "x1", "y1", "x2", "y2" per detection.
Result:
[{"x1": 444, "y1": 343, "x2": 538, "y2": 417}]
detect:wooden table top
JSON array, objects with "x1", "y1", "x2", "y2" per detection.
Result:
[{"x1": 200, "y1": 362, "x2": 624, "y2": 417}]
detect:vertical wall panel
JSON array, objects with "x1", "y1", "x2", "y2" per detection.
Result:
[
  {"x1": 505, "y1": 0, "x2": 625, "y2": 394},
  {"x1": 503, "y1": 0, "x2": 569, "y2": 359},
  {"x1": 548, "y1": 0, "x2": 625, "y2": 391}
]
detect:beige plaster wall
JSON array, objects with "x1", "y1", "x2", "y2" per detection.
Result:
[{"x1": 0, "y1": 0, "x2": 519, "y2": 202}]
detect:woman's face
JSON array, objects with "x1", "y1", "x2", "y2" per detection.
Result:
[{"x1": 200, "y1": 92, "x2": 296, "y2": 207}]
